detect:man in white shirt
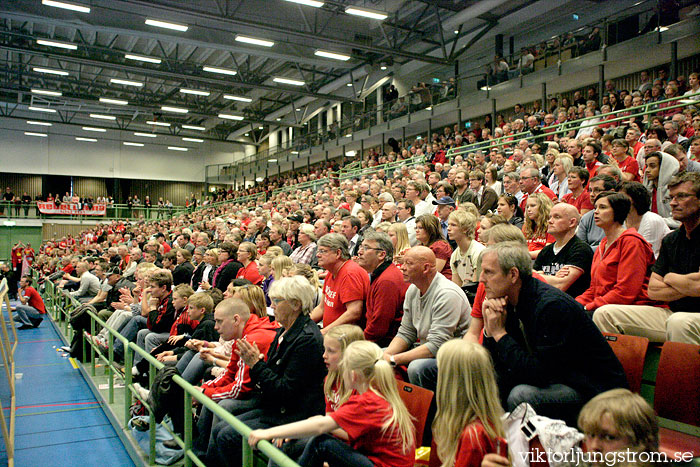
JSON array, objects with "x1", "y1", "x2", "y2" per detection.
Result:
[{"x1": 397, "y1": 199, "x2": 418, "y2": 246}]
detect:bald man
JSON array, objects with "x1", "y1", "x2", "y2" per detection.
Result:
[
  {"x1": 383, "y1": 246, "x2": 471, "y2": 390},
  {"x1": 533, "y1": 203, "x2": 594, "y2": 298}
]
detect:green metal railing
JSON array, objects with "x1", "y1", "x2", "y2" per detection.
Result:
[
  {"x1": 0, "y1": 278, "x2": 18, "y2": 467},
  {"x1": 0, "y1": 202, "x2": 189, "y2": 222},
  {"x1": 40, "y1": 275, "x2": 299, "y2": 467}
]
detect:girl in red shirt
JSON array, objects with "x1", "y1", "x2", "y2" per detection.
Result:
[
  {"x1": 433, "y1": 340, "x2": 508, "y2": 467},
  {"x1": 248, "y1": 341, "x2": 415, "y2": 467},
  {"x1": 323, "y1": 324, "x2": 365, "y2": 412},
  {"x1": 523, "y1": 193, "x2": 555, "y2": 259}
]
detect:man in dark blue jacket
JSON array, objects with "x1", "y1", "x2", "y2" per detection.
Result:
[{"x1": 480, "y1": 242, "x2": 627, "y2": 426}]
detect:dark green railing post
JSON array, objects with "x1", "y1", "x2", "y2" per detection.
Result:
[
  {"x1": 184, "y1": 392, "x2": 193, "y2": 467},
  {"x1": 124, "y1": 346, "x2": 132, "y2": 426}
]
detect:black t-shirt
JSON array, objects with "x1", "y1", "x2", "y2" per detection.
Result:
[
  {"x1": 534, "y1": 235, "x2": 593, "y2": 298},
  {"x1": 652, "y1": 224, "x2": 700, "y2": 313},
  {"x1": 2, "y1": 191, "x2": 14, "y2": 201}
]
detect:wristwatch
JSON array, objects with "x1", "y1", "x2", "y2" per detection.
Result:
[{"x1": 389, "y1": 355, "x2": 397, "y2": 367}]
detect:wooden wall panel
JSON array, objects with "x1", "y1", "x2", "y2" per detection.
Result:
[
  {"x1": 129, "y1": 180, "x2": 204, "y2": 205},
  {"x1": 0, "y1": 173, "x2": 42, "y2": 198},
  {"x1": 42, "y1": 222, "x2": 99, "y2": 241},
  {"x1": 74, "y1": 177, "x2": 108, "y2": 198}
]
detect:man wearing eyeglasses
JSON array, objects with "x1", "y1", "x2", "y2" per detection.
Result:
[
  {"x1": 593, "y1": 172, "x2": 700, "y2": 345},
  {"x1": 518, "y1": 167, "x2": 557, "y2": 211}
]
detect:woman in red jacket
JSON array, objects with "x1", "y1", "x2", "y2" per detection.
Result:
[
  {"x1": 235, "y1": 242, "x2": 263, "y2": 285},
  {"x1": 576, "y1": 192, "x2": 657, "y2": 313}
]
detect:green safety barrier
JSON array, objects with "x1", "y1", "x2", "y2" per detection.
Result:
[
  {"x1": 39, "y1": 273, "x2": 300, "y2": 467},
  {"x1": 0, "y1": 202, "x2": 189, "y2": 223}
]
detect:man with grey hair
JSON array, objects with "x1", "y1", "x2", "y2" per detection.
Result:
[
  {"x1": 356, "y1": 231, "x2": 408, "y2": 347},
  {"x1": 64, "y1": 261, "x2": 100, "y2": 303},
  {"x1": 310, "y1": 233, "x2": 369, "y2": 334},
  {"x1": 383, "y1": 246, "x2": 470, "y2": 391},
  {"x1": 479, "y1": 241, "x2": 626, "y2": 425}
]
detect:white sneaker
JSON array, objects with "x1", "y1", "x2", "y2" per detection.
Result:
[
  {"x1": 132, "y1": 382, "x2": 150, "y2": 401},
  {"x1": 132, "y1": 365, "x2": 139, "y2": 376}
]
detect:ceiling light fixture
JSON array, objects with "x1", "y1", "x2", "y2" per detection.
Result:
[
  {"x1": 145, "y1": 19, "x2": 189, "y2": 32},
  {"x1": 110, "y1": 78, "x2": 143, "y2": 87},
  {"x1": 223, "y1": 95, "x2": 253, "y2": 102},
  {"x1": 235, "y1": 35, "x2": 274, "y2": 47},
  {"x1": 161, "y1": 106, "x2": 189, "y2": 114},
  {"x1": 27, "y1": 121, "x2": 52, "y2": 126},
  {"x1": 180, "y1": 88, "x2": 210, "y2": 96},
  {"x1": 182, "y1": 137, "x2": 203, "y2": 142},
  {"x1": 123, "y1": 142, "x2": 144, "y2": 147},
  {"x1": 42, "y1": 0, "x2": 91, "y2": 13},
  {"x1": 146, "y1": 121, "x2": 171, "y2": 127},
  {"x1": 380, "y1": 65, "x2": 387, "y2": 70},
  {"x1": 82, "y1": 126, "x2": 106, "y2": 132},
  {"x1": 125, "y1": 54, "x2": 162, "y2": 64},
  {"x1": 90, "y1": 113, "x2": 116, "y2": 120},
  {"x1": 202, "y1": 66, "x2": 237, "y2": 76},
  {"x1": 345, "y1": 6, "x2": 387, "y2": 20},
  {"x1": 99, "y1": 97, "x2": 128, "y2": 105},
  {"x1": 36, "y1": 39, "x2": 78, "y2": 50},
  {"x1": 258, "y1": 126, "x2": 263, "y2": 130},
  {"x1": 31, "y1": 88, "x2": 62, "y2": 96},
  {"x1": 134, "y1": 132, "x2": 157, "y2": 138},
  {"x1": 346, "y1": 83, "x2": 353, "y2": 86},
  {"x1": 245, "y1": 133, "x2": 249, "y2": 136},
  {"x1": 28, "y1": 106, "x2": 56, "y2": 113},
  {"x1": 273, "y1": 77, "x2": 305, "y2": 86},
  {"x1": 269, "y1": 159, "x2": 278, "y2": 163},
  {"x1": 75, "y1": 137, "x2": 97, "y2": 142},
  {"x1": 283, "y1": 0, "x2": 323, "y2": 7},
  {"x1": 33, "y1": 67, "x2": 69, "y2": 76},
  {"x1": 168, "y1": 146, "x2": 188, "y2": 151},
  {"x1": 182, "y1": 124, "x2": 206, "y2": 131},
  {"x1": 315, "y1": 50, "x2": 351, "y2": 61},
  {"x1": 25, "y1": 132, "x2": 48, "y2": 137},
  {"x1": 218, "y1": 113, "x2": 244, "y2": 120}
]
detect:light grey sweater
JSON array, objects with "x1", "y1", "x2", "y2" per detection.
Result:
[{"x1": 396, "y1": 272, "x2": 471, "y2": 356}]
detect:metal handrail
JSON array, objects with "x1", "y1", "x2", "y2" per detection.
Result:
[
  {"x1": 40, "y1": 274, "x2": 300, "y2": 467},
  {"x1": 0, "y1": 201, "x2": 189, "y2": 222},
  {"x1": 0, "y1": 278, "x2": 18, "y2": 467}
]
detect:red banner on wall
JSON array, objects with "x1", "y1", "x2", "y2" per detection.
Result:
[{"x1": 37, "y1": 202, "x2": 107, "y2": 216}]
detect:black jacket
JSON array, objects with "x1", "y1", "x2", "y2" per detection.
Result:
[
  {"x1": 483, "y1": 275, "x2": 627, "y2": 401},
  {"x1": 172, "y1": 261, "x2": 194, "y2": 286},
  {"x1": 249, "y1": 314, "x2": 326, "y2": 423},
  {"x1": 173, "y1": 313, "x2": 218, "y2": 357},
  {"x1": 214, "y1": 261, "x2": 242, "y2": 292},
  {"x1": 190, "y1": 262, "x2": 215, "y2": 289}
]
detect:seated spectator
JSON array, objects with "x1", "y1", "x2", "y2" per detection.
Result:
[
  {"x1": 288, "y1": 224, "x2": 318, "y2": 265},
  {"x1": 562, "y1": 166, "x2": 595, "y2": 214},
  {"x1": 211, "y1": 243, "x2": 242, "y2": 292},
  {"x1": 469, "y1": 170, "x2": 499, "y2": 215},
  {"x1": 578, "y1": 192, "x2": 657, "y2": 315},
  {"x1": 235, "y1": 242, "x2": 263, "y2": 285},
  {"x1": 172, "y1": 248, "x2": 194, "y2": 286},
  {"x1": 549, "y1": 155, "x2": 573, "y2": 200},
  {"x1": 519, "y1": 167, "x2": 557, "y2": 211},
  {"x1": 416, "y1": 214, "x2": 453, "y2": 280},
  {"x1": 14, "y1": 275, "x2": 46, "y2": 329},
  {"x1": 576, "y1": 174, "x2": 617, "y2": 251},
  {"x1": 355, "y1": 231, "x2": 408, "y2": 347},
  {"x1": 480, "y1": 242, "x2": 627, "y2": 425},
  {"x1": 610, "y1": 139, "x2": 641, "y2": 182},
  {"x1": 192, "y1": 248, "x2": 218, "y2": 292},
  {"x1": 66, "y1": 261, "x2": 100, "y2": 303},
  {"x1": 593, "y1": 173, "x2": 700, "y2": 344},
  {"x1": 383, "y1": 246, "x2": 470, "y2": 390},
  {"x1": 523, "y1": 193, "x2": 555, "y2": 259},
  {"x1": 620, "y1": 181, "x2": 670, "y2": 258},
  {"x1": 643, "y1": 151, "x2": 680, "y2": 223},
  {"x1": 533, "y1": 203, "x2": 593, "y2": 297},
  {"x1": 496, "y1": 194, "x2": 524, "y2": 229},
  {"x1": 310, "y1": 233, "x2": 369, "y2": 332},
  {"x1": 448, "y1": 210, "x2": 485, "y2": 286},
  {"x1": 209, "y1": 276, "x2": 326, "y2": 465},
  {"x1": 387, "y1": 222, "x2": 411, "y2": 264}
]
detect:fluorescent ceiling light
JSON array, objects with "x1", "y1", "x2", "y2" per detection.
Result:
[
  {"x1": 28, "y1": 106, "x2": 56, "y2": 113},
  {"x1": 235, "y1": 35, "x2": 274, "y2": 47},
  {"x1": 123, "y1": 142, "x2": 144, "y2": 147},
  {"x1": 125, "y1": 54, "x2": 162, "y2": 64},
  {"x1": 90, "y1": 113, "x2": 116, "y2": 120},
  {"x1": 27, "y1": 120, "x2": 52, "y2": 126},
  {"x1": 161, "y1": 106, "x2": 188, "y2": 114},
  {"x1": 145, "y1": 19, "x2": 189, "y2": 32},
  {"x1": 255, "y1": 177, "x2": 264, "y2": 182},
  {"x1": 657, "y1": 26, "x2": 669, "y2": 32},
  {"x1": 245, "y1": 133, "x2": 249, "y2": 136},
  {"x1": 291, "y1": 150, "x2": 299, "y2": 154},
  {"x1": 180, "y1": 88, "x2": 210, "y2": 96},
  {"x1": 346, "y1": 150, "x2": 356, "y2": 157},
  {"x1": 182, "y1": 124, "x2": 206, "y2": 131},
  {"x1": 275, "y1": 117, "x2": 281, "y2": 121},
  {"x1": 218, "y1": 113, "x2": 244, "y2": 120},
  {"x1": 110, "y1": 78, "x2": 143, "y2": 87},
  {"x1": 315, "y1": 50, "x2": 351, "y2": 61},
  {"x1": 345, "y1": 134, "x2": 352, "y2": 138},
  {"x1": 346, "y1": 83, "x2": 353, "y2": 86},
  {"x1": 345, "y1": 7, "x2": 387, "y2": 20},
  {"x1": 269, "y1": 159, "x2": 278, "y2": 163},
  {"x1": 426, "y1": 106, "x2": 432, "y2": 111},
  {"x1": 76, "y1": 137, "x2": 97, "y2": 142},
  {"x1": 223, "y1": 95, "x2": 252, "y2": 102},
  {"x1": 82, "y1": 126, "x2": 106, "y2": 132},
  {"x1": 380, "y1": 66, "x2": 387, "y2": 70},
  {"x1": 31, "y1": 88, "x2": 62, "y2": 96},
  {"x1": 134, "y1": 132, "x2": 157, "y2": 138},
  {"x1": 283, "y1": 0, "x2": 323, "y2": 7},
  {"x1": 25, "y1": 132, "x2": 48, "y2": 137},
  {"x1": 146, "y1": 121, "x2": 171, "y2": 127},
  {"x1": 480, "y1": 86, "x2": 491, "y2": 91},
  {"x1": 182, "y1": 137, "x2": 203, "y2": 142},
  {"x1": 258, "y1": 126, "x2": 263, "y2": 130},
  {"x1": 100, "y1": 97, "x2": 128, "y2": 105},
  {"x1": 36, "y1": 39, "x2": 78, "y2": 50},
  {"x1": 168, "y1": 146, "x2": 188, "y2": 151},
  {"x1": 33, "y1": 67, "x2": 69, "y2": 76},
  {"x1": 202, "y1": 66, "x2": 237, "y2": 76},
  {"x1": 42, "y1": 0, "x2": 90, "y2": 13},
  {"x1": 273, "y1": 77, "x2": 305, "y2": 86}
]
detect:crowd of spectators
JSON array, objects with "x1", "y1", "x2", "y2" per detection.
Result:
[{"x1": 7, "y1": 66, "x2": 700, "y2": 466}]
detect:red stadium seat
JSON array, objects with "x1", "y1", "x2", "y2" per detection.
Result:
[
  {"x1": 396, "y1": 380, "x2": 433, "y2": 447},
  {"x1": 603, "y1": 333, "x2": 649, "y2": 393}
]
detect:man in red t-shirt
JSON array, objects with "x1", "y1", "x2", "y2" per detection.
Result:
[
  {"x1": 15, "y1": 275, "x2": 46, "y2": 329},
  {"x1": 519, "y1": 167, "x2": 557, "y2": 211},
  {"x1": 311, "y1": 234, "x2": 369, "y2": 333}
]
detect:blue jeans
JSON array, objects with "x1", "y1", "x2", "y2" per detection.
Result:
[
  {"x1": 507, "y1": 383, "x2": 584, "y2": 426},
  {"x1": 194, "y1": 397, "x2": 260, "y2": 456},
  {"x1": 113, "y1": 315, "x2": 147, "y2": 361},
  {"x1": 176, "y1": 349, "x2": 212, "y2": 384},
  {"x1": 297, "y1": 434, "x2": 374, "y2": 467},
  {"x1": 14, "y1": 305, "x2": 43, "y2": 327},
  {"x1": 407, "y1": 357, "x2": 438, "y2": 391}
]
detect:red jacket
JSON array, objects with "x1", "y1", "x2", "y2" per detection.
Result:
[
  {"x1": 202, "y1": 315, "x2": 278, "y2": 401},
  {"x1": 576, "y1": 229, "x2": 658, "y2": 311},
  {"x1": 363, "y1": 262, "x2": 408, "y2": 346}
]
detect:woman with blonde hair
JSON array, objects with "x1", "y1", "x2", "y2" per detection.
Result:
[
  {"x1": 265, "y1": 245, "x2": 284, "y2": 257},
  {"x1": 249, "y1": 340, "x2": 415, "y2": 467},
  {"x1": 322, "y1": 325, "x2": 365, "y2": 411},
  {"x1": 232, "y1": 284, "x2": 268, "y2": 319},
  {"x1": 387, "y1": 222, "x2": 411, "y2": 264},
  {"x1": 523, "y1": 193, "x2": 554, "y2": 259},
  {"x1": 549, "y1": 155, "x2": 574, "y2": 199},
  {"x1": 272, "y1": 255, "x2": 293, "y2": 282},
  {"x1": 289, "y1": 262, "x2": 323, "y2": 308},
  {"x1": 433, "y1": 340, "x2": 507, "y2": 467}
]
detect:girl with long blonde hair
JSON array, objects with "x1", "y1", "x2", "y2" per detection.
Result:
[
  {"x1": 271, "y1": 255, "x2": 293, "y2": 281},
  {"x1": 388, "y1": 222, "x2": 410, "y2": 264},
  {"x1": 433, "y1": 340, "x2": 507, "y2": 467},
  {"x1": 249, "y1": 341, "x2": 416, "y2": 467},
  {"x1": 522, "y1": 192, "x2": 554, "y2": 259},
  {"x1": 323, "y1": 325, "x2": 365, "y2": 412}
]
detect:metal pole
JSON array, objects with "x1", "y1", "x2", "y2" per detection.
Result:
[
  {"x1": 491, "y1": 99, "x2": 497, "y2": 131},
  {"x1": 671, "y1": 41, "x2": 678, "y2": 80},
  {"x1": 598, "y1": 64, "x2": 605, "y2": 109},
  {"x1": 541, "y1": 82, "x2": 547, "y2": 115}
]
